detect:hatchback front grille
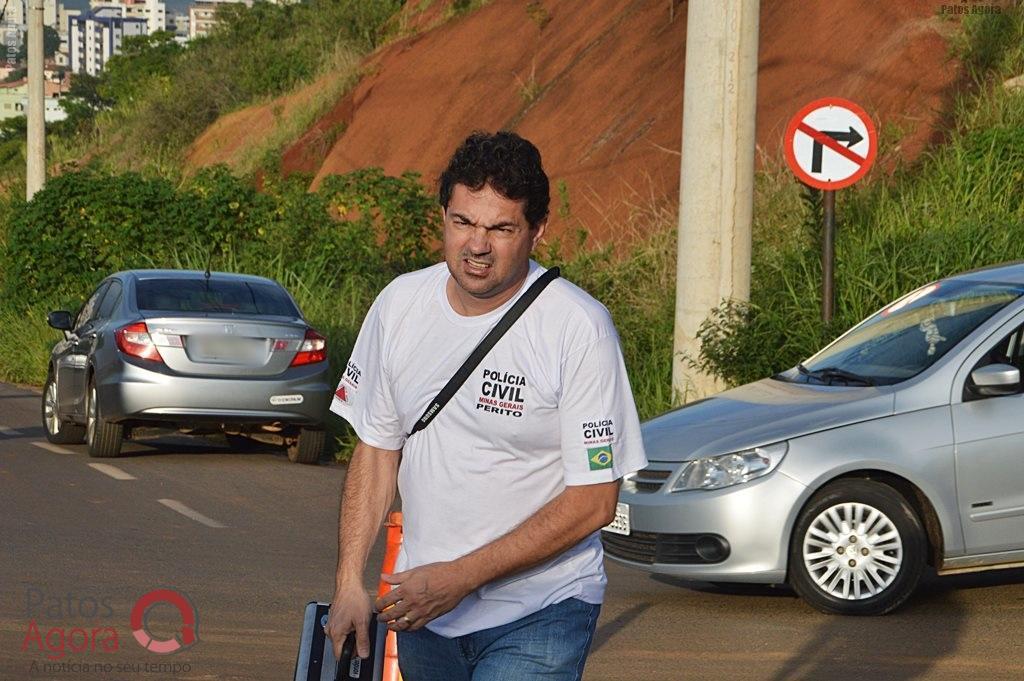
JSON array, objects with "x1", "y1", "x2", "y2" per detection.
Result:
[
  {"x1": 629, "y1": 464, "x2": 676, "y2": 493},
  {"x1": 601, "y1": 531, "x2": 730, "y2": 565}
]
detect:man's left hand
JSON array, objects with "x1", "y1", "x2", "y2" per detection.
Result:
[{"x1": 375, "y1": 562, "x2": 473, "y2": 632}]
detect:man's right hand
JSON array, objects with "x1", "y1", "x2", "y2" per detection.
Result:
[
  {"x1": 328, "y1": 441, "x2": 400, "y2": 660},
  {"x1": 326, "y1": 587, "x2": 373, "y2": 660}
]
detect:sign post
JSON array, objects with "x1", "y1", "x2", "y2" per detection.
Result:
[
  {"x1": 784, "y1": 97, "x2": 877, "y2": 322},
  {"x1": 822, "y1": 190, "x2": 835, "y2": 321}
]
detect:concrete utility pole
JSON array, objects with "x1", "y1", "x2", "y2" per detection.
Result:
[
  {"x1": 26, "y1": 0, "x2": 45, "y2": 201},
  {"x1": 672, "y1": 0, "x2": 759, "y2": 402}
]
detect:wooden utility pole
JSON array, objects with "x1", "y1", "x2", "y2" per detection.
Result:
[{"x1": 672, "y1": 0, "x2": 760, "y2": 402}]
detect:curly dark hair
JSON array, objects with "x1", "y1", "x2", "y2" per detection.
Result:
[{"x1": 438, "y1": 131, "x2": 550, "y2": 228}]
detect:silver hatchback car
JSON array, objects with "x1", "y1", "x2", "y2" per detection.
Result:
[
  {"x1": 605, "y1": 262, "x2": 1024, "y2": 614},
  {"x1": 43, "y1": 270, "x2": 332, "y2": 463}
]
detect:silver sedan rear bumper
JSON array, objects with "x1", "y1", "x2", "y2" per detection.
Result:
[{"x1": 96, "y1": 358, "x2": 332, "y2": 426}]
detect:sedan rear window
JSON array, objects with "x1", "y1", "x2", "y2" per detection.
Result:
[{"x1": 136, "y1": 279, "x2": 299, "y2": 317}]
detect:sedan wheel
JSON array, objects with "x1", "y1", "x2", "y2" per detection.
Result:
[
  {"x1": 789, "y1": 479, "x2": 925, "y2": 615},
  {"x1": 41, "y1": 374, "x2": 85, "y2": 445},
  {"x1": 286, "y1": 427, "x2": 325, "y2": 464},
  {"x1": 86, "y1": 380, "x2": 124, "y2": 458}
]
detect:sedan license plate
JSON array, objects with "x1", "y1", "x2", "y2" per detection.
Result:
[
  {"x1": 604, "y1": 502, "x2": 630, "y2": 536},
  {"x1": 189, "y1": 336, "x2": 265, "y2": 363}
]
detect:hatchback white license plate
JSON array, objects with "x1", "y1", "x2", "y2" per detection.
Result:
[{"x1": 604, "y1": 502, "x2": 630, "y2": 536}]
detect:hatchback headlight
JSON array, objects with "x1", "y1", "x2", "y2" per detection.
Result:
[{"x1": 670, "y1": 442, "x2": 789, "y2": 492}]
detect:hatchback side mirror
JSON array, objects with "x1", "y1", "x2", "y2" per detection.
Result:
[
  {"x1": 47, "y1": 311, "x2": 73, "y2": 331},
  {"x1": 970, "y1": 363, "x2": 1021, "y2": 397}
]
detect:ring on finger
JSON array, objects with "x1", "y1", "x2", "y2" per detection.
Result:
[{"x1": 400, "y1": 615, "x2": 412, "y2": 624}]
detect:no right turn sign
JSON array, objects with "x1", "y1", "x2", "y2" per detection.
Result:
[{"x1": 784, "y1": 97, "x2": 877, "y2": 190}]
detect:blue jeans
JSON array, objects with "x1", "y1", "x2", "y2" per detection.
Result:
[{"x1": 396, "y1": 597, "x2": 600, "y2": 681}]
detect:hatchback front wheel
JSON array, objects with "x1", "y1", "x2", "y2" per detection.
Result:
[{"x1": 789, "y1": 479, "x2": 926, "y2": 615}]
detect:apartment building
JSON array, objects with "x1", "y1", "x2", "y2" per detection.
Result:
[
  {"x1": 68, "y1": 7, "x2": 147, "y2": 76},
  {"x1": 188, "y1": 0, "x2": 252, "y2": 40},
  {"x1": 90, "y1": 0, "x2": 166, "y2": 35}
]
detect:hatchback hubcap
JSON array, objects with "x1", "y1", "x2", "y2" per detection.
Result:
[
  {"x1": 44, "y1": 381, "x2": 60, "y2": 434},
  {"x1": 802, "y1": 502, "x2": 903, "y2": 600}
]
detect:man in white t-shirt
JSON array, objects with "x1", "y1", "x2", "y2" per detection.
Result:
[{"x1": 325, "y1": 131, "x2": 647, "y2": 680}]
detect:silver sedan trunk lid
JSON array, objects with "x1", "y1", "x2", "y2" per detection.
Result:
[{"x1": 141, "y1": 315, "x2": 308, "y2": 377}]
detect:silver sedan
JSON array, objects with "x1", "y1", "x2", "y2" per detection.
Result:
[
  {"x1": 605, "y1": 262, "x2": 1024, "y2": 614},
  {"x1": 42, "y1": 270, "x2": 333, "y2": 463}
]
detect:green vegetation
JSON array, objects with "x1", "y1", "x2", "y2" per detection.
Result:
[
  {"x1": 446, "y1": 0, "x2": 491, "y2": 20},
  {"x1": 229, "y1": 46, "x2": 362, "y2": 179},
  {"x1": 515, "y1": 61, "x2": 541, "y2": 105},
  {"x1": 695, "y1": 7, "x2": 1024, "y2": 387},
  {"x1": 525, "y1": 1, "x2": 552, "y2": 30},
  {"x1": 0, "y1": 0, "x2": 404, "y2": 186},
  {"x1": 0, "y1": 3, "x2": 1021, "y2": 463},
  {"x1": 16, "y1": 26, "x2": 61, "y2": 61},
  {"x1": 0, "y1": 163, "x2": 438, "y2": 329}
]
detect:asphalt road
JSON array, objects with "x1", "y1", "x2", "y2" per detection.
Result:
[{"x1": 2, "y1": 380, "x2": 1024, "y2": 681}]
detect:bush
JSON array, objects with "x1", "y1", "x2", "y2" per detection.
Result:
[{"x1": 1, "y1": 165, "x2": 438, "y2": 308}]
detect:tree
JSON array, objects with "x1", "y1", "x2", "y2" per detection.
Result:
[
  {"x1": 0, "y1": 114, "x2": 26, "y2": 142},
  {"x1": 15, "y1": 25, "x2": 61, "y2": 62},
  {"x1": 3, "y1": 67, "x2": 25, "y2": 83},
  {"x1": 66, "y1": 73, "x2": 112, "y2": 110},
  {"x1": 99, "y1": 31, "x2": 182, "y2": 105},
  {"x1": 57, "y1": 72, "x2": 112, "y2": 132}
]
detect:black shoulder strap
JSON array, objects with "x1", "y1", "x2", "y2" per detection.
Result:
[{"x1": 407, "y1": 266, "x2": 560, "y2": 438}]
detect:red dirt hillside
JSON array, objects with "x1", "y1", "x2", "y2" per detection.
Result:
[{"x1": 190, "y1": 0, "x2": 961, "y2": 243}]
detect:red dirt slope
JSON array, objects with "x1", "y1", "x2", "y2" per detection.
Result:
[{"x1": 215, "y1": 1, "x2": 964, "y2": 243}]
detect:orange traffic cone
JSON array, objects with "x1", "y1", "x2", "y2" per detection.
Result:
[{"x1": 377, "y1": 511, "x2": 403, "y2": 681}]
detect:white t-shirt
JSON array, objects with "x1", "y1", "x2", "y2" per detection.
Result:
[{"x1": 330, "y1": 260, "x2": 647, "y2": 637}]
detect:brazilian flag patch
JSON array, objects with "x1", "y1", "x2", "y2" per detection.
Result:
[{"x1": 587, "y1": 445, "x2": 613, "y2": 471}]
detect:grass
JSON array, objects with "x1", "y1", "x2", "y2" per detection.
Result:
[
  {"x1": 515, "y1": 61, "x2": 542, "y2": 104},
  {"x1": 525, "y1": 1, "x2": 552, "y2": 30},
  {"x1": 227, "y1": 44, "x2": 364, "y2": 178},
  {"x1": 0, "y1": 306, "x2": 54, "y2": 386},
  {"x1": 445, "y1": 0, "x2": 491, "y2": 21}
]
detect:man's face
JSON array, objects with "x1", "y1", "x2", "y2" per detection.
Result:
[{"x1": 443, "y1": 183, "x2": 546, "y2": 307}]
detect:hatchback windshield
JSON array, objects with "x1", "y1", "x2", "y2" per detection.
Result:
[
  {"x1": 136, "y1": 279, "x2": 299, "y2": 316},
  {"x1": 788, "y1": 279, "x2": 1024, "y2": 385}
]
